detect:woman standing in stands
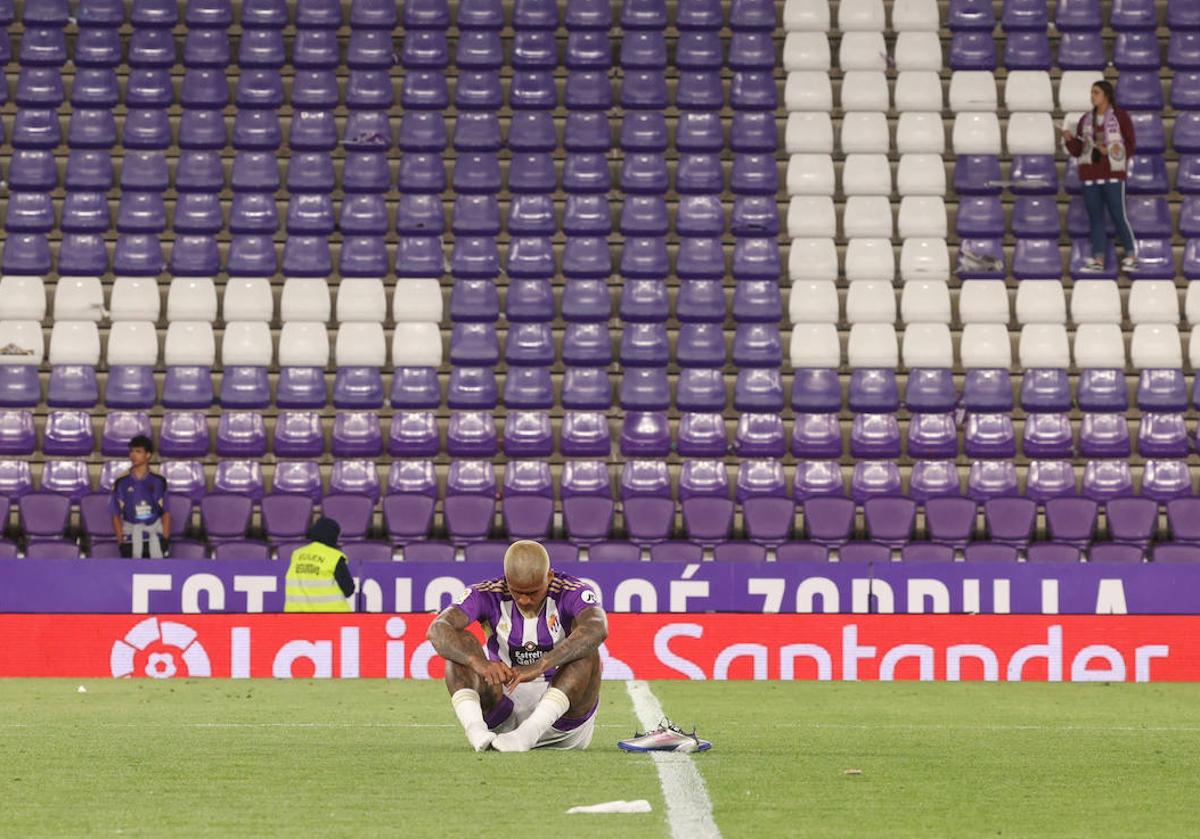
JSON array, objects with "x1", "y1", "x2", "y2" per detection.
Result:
[{"x1": 1063, "y1": 80, "x2": 1138, "y2": 273}]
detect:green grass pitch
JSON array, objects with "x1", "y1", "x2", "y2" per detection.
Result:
[{"x1": 2, "y1": 679, "x2": 1198, "y2": 838}]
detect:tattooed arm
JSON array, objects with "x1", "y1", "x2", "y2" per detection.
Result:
[{"x1": 427, "y1": 606, "x2": 511, "y2": 687}]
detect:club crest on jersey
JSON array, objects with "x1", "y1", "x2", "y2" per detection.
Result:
[{"x1": 547, "y1": 613, "x2": 559, "y2": 634}]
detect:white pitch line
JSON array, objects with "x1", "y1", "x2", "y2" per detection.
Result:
[{"x1": 625, "y1": 680, "x2": 721, "y2": 839}]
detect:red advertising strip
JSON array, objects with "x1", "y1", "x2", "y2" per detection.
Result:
[{"x1": 3, "y1": 614, "x2": 1199, "y2": 682}]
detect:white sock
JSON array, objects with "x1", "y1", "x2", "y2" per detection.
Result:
[
  {"x1": 492, "y1": 688, "x2": 571, "y2": 753},
  {"x1": 451, "y1": 689, "x2": 495, "y2": 752}
]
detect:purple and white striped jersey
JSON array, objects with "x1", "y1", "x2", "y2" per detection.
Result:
[{"x1": 452, "y1": 573, "x2": 601, "y2": 676}]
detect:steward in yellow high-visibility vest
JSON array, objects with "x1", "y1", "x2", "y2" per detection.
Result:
[{"x1": 284, "y1": 517, "x2": 355, "y2": 613}]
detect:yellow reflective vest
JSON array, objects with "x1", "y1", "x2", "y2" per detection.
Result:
[{"x1": 284, "y1": 542, "x2": 351, "y2": 613}]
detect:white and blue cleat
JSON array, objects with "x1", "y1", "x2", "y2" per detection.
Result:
[{"x1": 618, "y1": 720, "x2": 712, "y2": 754}]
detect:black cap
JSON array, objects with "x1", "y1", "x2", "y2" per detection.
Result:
[
  {"x1": 128, "y1": 434, "x2": 154, "y2": 453},
  {"x1": 307, "y1": 516, "x2": 341, "y2": 548}
]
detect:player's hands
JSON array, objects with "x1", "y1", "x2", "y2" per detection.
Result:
[
  {"x1": 503, "y1": 663, "x2": 545, "y2": 693},
  {"x1": 470, "y1": 658, "x2": 512, "y2": 689}
]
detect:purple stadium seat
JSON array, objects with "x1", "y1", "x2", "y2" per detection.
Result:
[
  {"x1": 271, "y1": 461, "x2": 323, "y2": 502},
  {"x1": 1110, "y1": 0, "x2": 1157, "y2": 29},
  {"x1": 1057, "y1": 31, "x2": 1107, "y2": 70},
  {"x1": 964, "y1": 543, "x2": 1019, "y2": 562},
  {"x1": 1046, "y1": 498, "x2": 1099, "y2": 550},
  {"x1": 214, "y1": 541, "x2": 271, "y2": 561},
  {"x1": 322, "y1": 493, "x2": 375, "y2": 542},
  {"x1": 213, "y1": 461, "x2": 265, "y2": 502},
  {"x1": 1027, "y1": 544, "x2": 1083, "y2": 563},
  {"x1": 41, "y1": 461, "x2": 91, "y2": 501},
  {"x1": 802, "y1": 497, "x2": 855, "y2": 548},
  {"x1": 261, "y1": 494, "x2": 314, "y2": 546},
  {"x1": 200, "y1": 494, "x2": 253, "y2": 544},
  {"x1": 621, "y1": 460, "x2": 675, "y2": 545},
  {"x1": 1155, "y1": 544, "x2": 1200, "y2": 563},
  {"x1": 26, "y1": 542, "x2": 81, "y2": 559},
  {"x1": 19, "y1": 492, "x2": 70, "y2": 542},
  {"x1": 1090, "y1": 544, "x2": 1146, "y2": 563},
  {"x1": 502, "y1": 461, "x2": 554, "y2": 540},
  {"x1": 1006, "y1": 32, "x2": 1052, "y2": 70},
  {"x1": 444, "y1": 461, "x2": 496, "y2": 544},
  {"x1": 1105, "y1": 497, "x2": 1158, "y2": 548},
  {"x1": 1056, "y1": 0, "x2": 1102, "y2": 30},
  {"x1": 383, "y1": 461, "x2": 438, "y2": 545},
  {"x1": 925, "y1": 497, "x2": 977, "y2": 549},
  {"x1": 100, "y1": 412, "x2": 150, "y2": 457},
  {"x1": 984, "y1": 497, "x2": 1036, "y2": 548},
  {"x1": 0, "y1": 411, "x2": 36, "y2": 456},
  {"x1": 161, "y1": 461, "x2": 207, "y2": 500},
  {"x1": 679, "y1": 460, "x2": 734, "y2": 546},
  {"x1": 215, "y1": 412, "x2": 268, "y2": 458},
  {"x1": 864, "y1": 497, "x2": 917, "y2": 549},
  {"x1": 561, "y1": 461, "x2": 614, "y2": 544},
  {"x1": 650, "y1": 542, "x2": 704, "y2": 563}
]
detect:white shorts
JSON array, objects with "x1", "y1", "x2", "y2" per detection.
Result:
[{"x1": 490, "y1": 681, "x2": 596, "y2": 751}]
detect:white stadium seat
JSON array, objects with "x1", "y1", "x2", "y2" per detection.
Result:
[
  {"x1": 1129, "y1": 281, "x2": 1182, "y2": 325},
  {"x1": 838, "y1": 32, "x2": 887, "y2": 71},
  {"x1": 1130, "y1": 324, "x2": 1182, "y2": 369},
  {"x1": 842, "y1": 153, "x2": 892, "y2": 196},
  {"x1": 1188, "y1": 329, "x2": 1200, "y2": 370},
  {"x1": 1058, "y1": 71, "x2": 1105, "y2": 112},
  {"x1": 1004, "y1": 71, "x2": 1054, "y2": 112},
  {"x1": 278, "y1": 322, "x2": 330, "y2": 367},
  {"x1": 166, "y1": 277, "x2": 218, "y2": 322},
  {"x1": 949, "y1": 71, "x2": 998, "y2": 112},
  {"x1": 897, "y1": 196, "x2": 948, "y2": 239},
  {"x1": 392, "y1": 323, "x2": 444, "y2": 367},
  {"x1": 222, "y1": 278, "x2": 274, "y2": 322},
  {"x1": 837, "y1": 0, "x2": 886, "y2": 31},
  {"x1": 903, "y1": 323, "x2": 954, "y2": 369},
  {"x1": 392, "y1": 278, "x2": 444, "y2": 323},
  {"x1": 280, "y1": 277, "x2": 332, "y2": 322},
  {"x1": 336, "y1": 323, "x2": 386, "y2": 367},
  {"x1": 1006, "y1": 113, "x2": 1057, "y2": 155},
  {"x1": 221, "y1": 321, "x2": 273, "y2": 366},
  {"x1": 894, "y1": 72, "x2": 943, "y2": 111},
  {"x1": 109, "y1": 278, "x2": 160, "y2": 322},
  {"x1": 840, "y1": 71, "x2": 889, "y2": 111},
  {"x1": 900, "y1": 238, "x2": 950, "y2": 282},
  {"x1": 846, "y1": 280, "x2": 897, "y2": 323},
  {"x1": 1073, "y1": 324, "x2": 1127, "y2": 369},
  {"x1": 896, "y1": 113, "x2": 946, "y2": 154},
  {"x1": 1186, "y1": 283, "x2": 1200, "y2": 325},
  {"x1": 783, "y1": 0, "x2": 830, "y2": 31},
  {"x1": 901, "y1": 280, "x2": 952, "y2": 324},
  {"x1": 958, "y1": 280, "x2": 1011, "y2": 324},
  {"x1": 952, "y1": 112, "x2": 1002, "y2": 154},
  {"x1": 894, "y1": 32, "x2": 943, "y2": 71},
  {"x1": 53, "y1": 277, "x2": 104, "y2": 321},
  {"x1": 785, "y1": 71, "x2": 833, "y2": 111},
  {"x1": 788, "y1": 238, "x2": 839, "y2": 282},
  {"x1": 790, "y1": 323, "x2": 841, "y2": 368},
  {"x1": 960, "y1": 324, "x2": 1012, "y2": 369},
  {"x1": 164, "y1": 321, "x2": 216, "y2": 366},
  {"x1": 787, "y1": 154, "x2": 836, "y2": 195},
  {"x1": 897, "y1": 154, "x2": 946, "y2": 196},
  {"x1": 48, "y1": 321, "x2": 101, "y2": 365},
  {"x1": 0, "y1": 276, "x2": 46, "y2": 320},
  {"x1": 1019, "y1": 324, "x2": 1071, "y2": 368},
  {"x1": 105, "y1": 322, "x2": 158, "y2": 366},
  {"x1": 1015, "y1": 281, "x2": 1067, "y2": 325},
  {"x1": 845, "y1": 238, "x2": 895, "y2": 282},
  {"x1": 788, "y1": 280, "x2": 839, "y2": 324},
  {"x1": 787, "y1": 196, "x2": 837, "y2": 238},
  {"x1": 848, "y1": 324, "x2": 899, "y2": 368},
  {"x1": 786, "y1": 112, "x2": 834, "y2": 153},
  {"x1": 337, "y1": 278, "x2": 388, "y2": 323},
  {"x1": 783, "y1": 32, "x2": 831, "y2": 71},
  {"x1": 891, "y1": 0, "x2": 940, "y2": 31},
  {"x1": 840, "y1": 112, "x2": 890, "y2": 154},
  {"x1": 1071, "y1": 280, "x2": 1123, "y2": 324},
  {"x1": 842, "y1": 196, "x2": 893, "y2": 238}
]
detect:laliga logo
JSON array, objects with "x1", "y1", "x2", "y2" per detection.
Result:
[{"x1": 110, "y1": 617, "x2": 212, "y2": 679}]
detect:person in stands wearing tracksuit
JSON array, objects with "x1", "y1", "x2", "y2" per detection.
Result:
[{"x1": 1062, "y1": 80, "x2": 1139, "y2": 273}]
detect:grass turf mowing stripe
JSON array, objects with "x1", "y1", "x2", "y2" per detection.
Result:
[{"x1": 626, "y1": 680, "x2": 721, "y2": 839}]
